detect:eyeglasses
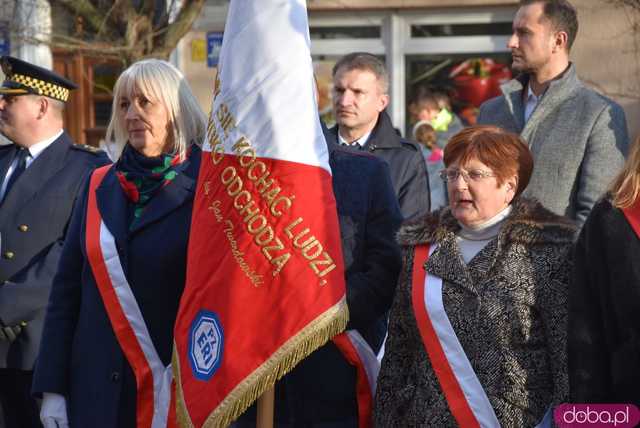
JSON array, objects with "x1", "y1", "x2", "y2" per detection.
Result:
[{"x1": 439, "y1": 168, "x2": 497, "y2": 182}]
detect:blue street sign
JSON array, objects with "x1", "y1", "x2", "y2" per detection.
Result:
[
  {"x1": 207, "y1": 32, "x2": 223, "y2": 68},
  {"x1": 0, "y1": 23, "x2": 9, "y2": 56}
]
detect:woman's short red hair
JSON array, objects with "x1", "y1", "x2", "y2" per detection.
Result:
[{"x1": 443, "y1": 125, "x2": 534, "y2": 197}]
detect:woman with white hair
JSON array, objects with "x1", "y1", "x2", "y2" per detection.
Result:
[{"x1": 32, "y1": 59, "x2": 206, "y2": 427}]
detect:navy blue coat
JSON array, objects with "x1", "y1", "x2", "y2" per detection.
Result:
[
  {"x1": 238, "y1": 136, "x2": 403, "y2": 426},
  {"x1": 327, "y1": 111, "x2": 431, "y2": 220},
  {"x1": 32, "y1": 146, "x2": 201, "y2": 428},
  {"x1": 0, "y1": 133, "x2": 109, "y2": 369}
]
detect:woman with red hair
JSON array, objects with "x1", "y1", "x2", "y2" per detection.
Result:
[{"x1": 375, "y1": 125, "x2": 575, "y2": 427}]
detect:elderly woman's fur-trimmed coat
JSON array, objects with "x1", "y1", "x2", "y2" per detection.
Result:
[{"x1": 374, "y1": 198, "x2": 576, "y2": 427}]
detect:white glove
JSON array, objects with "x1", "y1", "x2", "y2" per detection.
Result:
[
  {"x1": 40, "y1": 392, "x2": 69, "y2": 428},
  {"x1": 0, "y1": 324, "x2": 22, "y2": 342}
]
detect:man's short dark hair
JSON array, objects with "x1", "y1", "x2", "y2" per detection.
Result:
[
  {"x1": 520, "y1": 0, "x2": 579, "y2": 50},
  {"x1": 332, "y1": 52, "x2": 389, "y2": 94}
]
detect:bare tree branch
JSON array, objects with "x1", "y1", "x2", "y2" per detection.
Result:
[
  {"x1": 54, "y1": 0, "x2": 103, "y2": 33},
  {"x1": 95, "y1": 0, "x2": 126, "y2": 39},
  {"x1": 160, "y1": 0, "x2": 206, "y2": 55},
  {"x1": 18, "y1": 0, "x2": 206, "y2": 65},
  {"x1": 141, "y1": 0, "x2": 157, "y2": 19}
]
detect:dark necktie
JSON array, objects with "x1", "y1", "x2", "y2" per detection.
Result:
[{"x1": 3, "y1": 148, "x2": 28, "y2": 198}]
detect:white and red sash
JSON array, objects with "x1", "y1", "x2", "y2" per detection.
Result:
[
  {"x1": 333, "y1": 330, "x2": 380, "y2": 428},
  {"x1": 623, "y1": 199, "x2": 640, "y2": 239},
  {"x1": 411, "y1": 244, "x2": 500, "y2": 428},
  {"x1": 86, "y1": 165, "x2": 176, "y2": 428},
  {"x1": 411, "y1": 245, "x2": 557, "y2": 428}
]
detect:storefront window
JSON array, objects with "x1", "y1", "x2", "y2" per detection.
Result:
[
  {"x1": 406, "y1": 52, "x2": 512, "y2": 136},
  {"x1": 310, "y1": 26, "x2": 380, "y2": 39},
  {"x1": 313, "y1": 59, "x2": 337, "y2": 127},
  {"x1": 92, "y1": 62, "x2": 120, "y2": 127},
  {"x1": 411, "y1": 22, "x2": 512, "y2": 38},
  {"x1": 307, "y1": 7, "x2": 515, "y2": 136}
]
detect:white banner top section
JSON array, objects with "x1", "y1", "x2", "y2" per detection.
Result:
[{"x1": 206, "y1": 0, "x2": 330, "y2": 173}]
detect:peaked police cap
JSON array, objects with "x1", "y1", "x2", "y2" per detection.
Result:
[{"x1": 0, "y1": 56, "x2": 77, "y2": 102}]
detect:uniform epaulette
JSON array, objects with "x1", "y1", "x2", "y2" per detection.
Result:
[{"x1": 71, "y1": 143, "x2": 104, "y2": 155}]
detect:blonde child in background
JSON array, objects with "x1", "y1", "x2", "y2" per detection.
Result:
[{"x1": 413, "y1": 121, "x2": 446, "y2": 210}]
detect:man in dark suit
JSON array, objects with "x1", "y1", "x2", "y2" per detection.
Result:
[
  {"x1": 326, "y1": 52, "x2": 430, "y2": 220},
  {"x1": 0, "y1": 56, "x2": 110, "y2": 428}
]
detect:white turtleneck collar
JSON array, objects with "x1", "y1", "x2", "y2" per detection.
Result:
[
  {"x1": 458, "y1": 205, "x2": 513, "y2": 240},
  {"x1": 456, "y1": 205, "x2": 513, "y2": 264}
]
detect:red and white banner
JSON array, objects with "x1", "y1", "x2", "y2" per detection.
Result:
[{"x1": 172, "y1": 1, "x2": 348, "y2": 426}]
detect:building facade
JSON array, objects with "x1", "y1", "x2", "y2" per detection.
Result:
[
  {"x1": 2, "y1": 0, "x2": 639, "y2": 144},
  {"x1": 182, "y1": 0, "x2": 640, "y2": 140}
]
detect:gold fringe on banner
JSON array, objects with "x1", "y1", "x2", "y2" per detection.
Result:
[
  {"x1": 173, "y1": 296, "x2": 349, "y2": 428},
  {"x1": 174, "y1": 348, "x2": 195, "y2": 428}
]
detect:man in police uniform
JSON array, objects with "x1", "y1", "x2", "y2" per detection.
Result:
[{"x1": 0, "y1": 56, "x2": 110, "y2": 427}]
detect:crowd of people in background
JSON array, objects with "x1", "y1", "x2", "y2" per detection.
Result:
[{"x1": 0, "y1": 0, "x2": 638, "y2": 427}]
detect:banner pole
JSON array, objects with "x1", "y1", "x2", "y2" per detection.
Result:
[{"x1": 256, "y1": 386, "x2": 275, "y2": 428}]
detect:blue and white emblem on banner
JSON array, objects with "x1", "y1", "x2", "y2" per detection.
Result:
[{"x1": 188, "y1": 310, "x2": 224, "y2": 381}]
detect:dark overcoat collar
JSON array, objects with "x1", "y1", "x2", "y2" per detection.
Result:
[
  {"x1": 326, "y1": 110, "x2": 402, "y2": 150},
  {"x1": 322, "y1": 119, "x2": 339, "y2": 154},
  {"x1": 364, "y1": 111, "x2": 402, "y2": 149},
  {"x1": 95, "y1": 144, "x2": 201, "y2": 244}
]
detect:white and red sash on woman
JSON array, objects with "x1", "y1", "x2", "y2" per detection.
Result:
[
  {"x1": 623, "y1": 199, "x2": 640, "y2": 239},
  {"x1": 411, "y1": 244, "x2": 556, "y2": 428},
  {"x1": 411, "y1": 244, "x2": 500, "y2": 428},
  {"x1": 86, "y1": 165, "x2": 176, "y2": 428}
]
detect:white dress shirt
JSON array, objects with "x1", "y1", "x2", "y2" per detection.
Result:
[{"x1": 338, "y1": 130, "x2": 372, "y2": 148}]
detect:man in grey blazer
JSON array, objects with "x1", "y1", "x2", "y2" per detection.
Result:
[{"x1": 478, "y1": 0, "x2": 629, "y2": 225}]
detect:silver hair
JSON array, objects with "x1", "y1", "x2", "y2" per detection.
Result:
[{"x1": 105, "y1": 58, "x2": 206, "y2": 160}]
